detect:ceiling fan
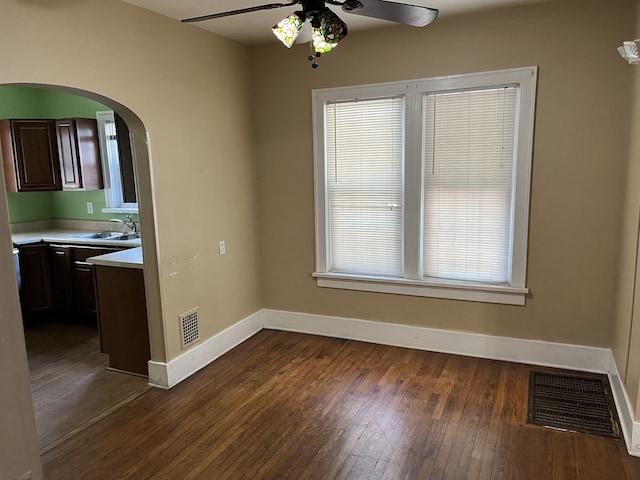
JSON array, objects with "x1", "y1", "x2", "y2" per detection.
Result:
[{"x1": 182, "y1": 0, "x2": 439, "y2": 67}]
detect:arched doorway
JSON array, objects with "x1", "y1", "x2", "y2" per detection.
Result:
[{"x1": 0, "y1": 83, "x2": 163, "y2": 451}]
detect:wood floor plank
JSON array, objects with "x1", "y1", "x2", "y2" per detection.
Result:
[
  {"x1": 41, "y1": 330, "x2": 640, "y2": 480},
  {"x1": 24, "y1": 321, "x2": 150, "y2": 452}
]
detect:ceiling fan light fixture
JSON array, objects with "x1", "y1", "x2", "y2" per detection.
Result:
[
  {"x1": 272, "y1": 11, "x2": 304, "y2": 48},
  {"x1": 618, "y1": 40, "x2": 640, "y2": 64},
  {"x1": 312, "y1": 27, "x2": 337, "y2": 53},
  {"x1": 182, "y1": 0, "x2": 440, "y2": 66},
  {"x1": 319, "y1": 8, "x2": 348, "y2": 43},
  {"x1": 311, "y1": 9, "x2": 347, "y2": 53}
]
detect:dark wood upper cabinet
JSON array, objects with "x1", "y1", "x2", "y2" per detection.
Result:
[
  {"x1": 0, "y1": 119, "x2": 62, "y2": 192},
  {"x1": 55, "y1": 118, "x2": 103, "y2": 191}
]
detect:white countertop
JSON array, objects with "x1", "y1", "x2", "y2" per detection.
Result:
[
  {"x1": 12, "y1": 228, "x2": 142, "y2": 248},
  {"x1": 86, "y1": 247, "x2": 144, "y2": 269}
]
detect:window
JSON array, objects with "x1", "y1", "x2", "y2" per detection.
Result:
[
  {"x1": 96, "y1": 111, "x2": 138, "y2": 213},
  {"x1": 312, "y1": 67, "x2": 537, "y2": 305}
]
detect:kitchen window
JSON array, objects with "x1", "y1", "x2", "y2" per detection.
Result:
[
  {"x1": 96, "y1": 111, "x2": 138, "y2": 213},
  {"x1": 312, "y1": 67, "x2": 537, "y2": 305}
]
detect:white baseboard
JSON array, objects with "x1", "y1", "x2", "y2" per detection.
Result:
[
  {"x1": 607, "y1": 352, "x2": 640, "y2": 457},
  {"x1": 148, "y1": 310, "x2": 262, "y2": 389},
  {"x1": 634, "y1": 423, "x2": 640, "y2": 457},
  {"x1": 261, "y1": 309, "x2": 612, "y2": 373},
  {"x1": 146, "y1": 307, "x2": 640, "y2": 457}
]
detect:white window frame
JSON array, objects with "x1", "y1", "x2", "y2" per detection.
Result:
[
  {"x1": 312, "y1": 67, "x2": 537, "y2": 306},
  {"x1": 96, "y1": 111, "x2": 138, "y2": 214}
]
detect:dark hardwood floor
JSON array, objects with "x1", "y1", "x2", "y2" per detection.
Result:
[
  {"x1": 41, "y1": 330, "x2": 640, "y2": 479},
  {"x1": 24, "y1": 321, "x2": 150, "y2": 452}
]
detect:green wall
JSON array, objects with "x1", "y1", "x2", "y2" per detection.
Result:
[
  {"x1": 5, "y1": 192, "x2": 54, "y2": 222},
  {"x1": 39, "y1": 91, "x2": 109, "y2": 119},
  {"x1": 0, "y1": 86, "x2": 42, "y2": 118},
  {"x1": 5, "y1": 190, "x2": 136, "y2": 223},
  {"x1": 0, "y1": 86, "x2": 134, "y2": 223},
  {"x1": 0, "y1": 86, "x2": 109, "y2": 120},
  {"x1": 50, "y1": 190, "x2": 111, "y2": 221}
]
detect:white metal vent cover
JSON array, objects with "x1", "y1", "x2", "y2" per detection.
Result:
[{"x1": 179, "y1": 308, "x2": 199, "y2": 349}]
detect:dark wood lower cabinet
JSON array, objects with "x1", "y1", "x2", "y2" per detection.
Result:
[
  {"x1": 94, "y1": 265, "x2": 150, "y2": 376},
  {"x1": 18, "y1": 243, "x2": 53, "y2": 315},
  {"x1": 72, "y1": 263, "x2": 97, "y2": 313},
  {"x1": 69, "y1": 246, "x2": 121, "y2": 316},
  {"x1": 18, "y1": 243, "x2": 126, "y2": 323},
  {"x1": 50, "y1": 245, "x2": 73, "y2": 312}
]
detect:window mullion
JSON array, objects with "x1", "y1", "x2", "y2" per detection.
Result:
[
  {"x1": 313, "y1": 99, "x2": 329, "y2": 273},
  {"x1": 403, "y1": 92, "x2": 423, "y2": 280}
]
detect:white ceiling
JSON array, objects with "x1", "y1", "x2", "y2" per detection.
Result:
[{"x1": 123, "y1": 0, "x2": 558, "y2": 45}]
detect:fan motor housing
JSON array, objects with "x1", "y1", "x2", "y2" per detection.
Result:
[
  {"x1": 342, "y1": 0, "x2": 364, "y2": 12},
  {"x1": 301, "y1": 0, "x2": 327, "y2": 15}
]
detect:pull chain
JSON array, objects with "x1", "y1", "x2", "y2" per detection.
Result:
[{"x1": 308, "y1": 42, "x2": 321, "y2": 68}]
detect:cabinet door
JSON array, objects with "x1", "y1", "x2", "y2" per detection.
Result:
[
  {"x1": 71, "y1": 246, "x2": 122, "y2": 315},
  {"x1": 49, "y1": 246, "x2": 73, "y2": 311},
  {"x1": 75, "y1": 118, "x2": 103, "y2": 190},
  {"x1": 55, "y1": 118, "x2": 103, "y2": 191},
  {"x1": 10, "y1": 120, "x2": 61, "y2": 192},
  {"x1": 55, "y1": 119, "x2": 82, "y2": 190},
  {"x1": 17, "y1": 243, "x2": 53, "y2": 313},
  {"x1": 95, "y1": 265, "x2": 150, "y2": 375},
  {"x1": 72, "y1": 262, "x2": 97, "y2": 314}
]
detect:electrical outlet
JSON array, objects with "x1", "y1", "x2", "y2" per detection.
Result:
[
  {"x1": 218, "y1": 240, "x2": 226, "y2": 255},
  {"x1": 86, "y1": 202, "x2": 94, "y2": 214}
]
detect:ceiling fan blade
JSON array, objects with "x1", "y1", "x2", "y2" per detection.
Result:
[
  {"x1": 340, "y1": 0, "x2": 438, "y2": 27},
  {"x1": 182, "y1": 1, "x2": 300, "y2": 23}
]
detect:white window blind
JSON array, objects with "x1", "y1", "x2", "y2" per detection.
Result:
[
  {"x1": 423, "y1": 87, "x2": 517, "y2": 284},
  {"x1": 326, "y1": 97, "x2": 404, "y2": 276}
]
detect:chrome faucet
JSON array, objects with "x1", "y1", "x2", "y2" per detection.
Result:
[
  {"x1": 126, "y1": 215, "x2": 138, "y2": 233},
  {"x1": 110, "y1": 215, "x2": 137, "y2": 233}
]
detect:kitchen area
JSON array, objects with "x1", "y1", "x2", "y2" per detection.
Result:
[
  {"x1": 2, "y1": 86, "x2": 152, "y2": 451},
  {"x1": 11, "y1": 224, "x2": 149, "y2": 375}
]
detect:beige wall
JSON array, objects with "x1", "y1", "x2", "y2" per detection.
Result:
[
  {"x1": 253, "y1": 0, "x2": 634, "y2": 345},
  {"x1": 615, "y1": 0, "x2": 640, "y2": 419},
  {"x1": 0, "y1": 1, "x2": 262, "y2": 476},
  {"x1": 0, "y1": 0, "x2": 263, "y2": 358}
]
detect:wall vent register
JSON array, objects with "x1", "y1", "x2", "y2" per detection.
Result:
[{"x1": 180, "y1": 308, "x2": 200, "y2": 349}]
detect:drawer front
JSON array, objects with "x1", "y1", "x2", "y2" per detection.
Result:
[{"x1": 71, "y1": 246, "x2": 123, "y2": 263}]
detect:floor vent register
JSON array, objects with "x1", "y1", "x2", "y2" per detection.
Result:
[{"x1": 527, "y1": 370, "x2": 620, "y2": 438}]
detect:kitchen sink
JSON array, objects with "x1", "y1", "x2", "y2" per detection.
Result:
[
  {"x1": 76, "y1": 231, "x2": 123, "y2": 239},
  {"x1": 115, "y1": 233, "x2": 141, "y2": 240},
  {"x1": 74, "y1": 231, "x2": 141, "y2": 241}
]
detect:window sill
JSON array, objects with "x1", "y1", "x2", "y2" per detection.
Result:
[
  {"x1": 312, "y1": 272, "x2": 528, "y2": 306},
  {"x1": 102, "y1": 207, "x2": 139, "y2": 214}
]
